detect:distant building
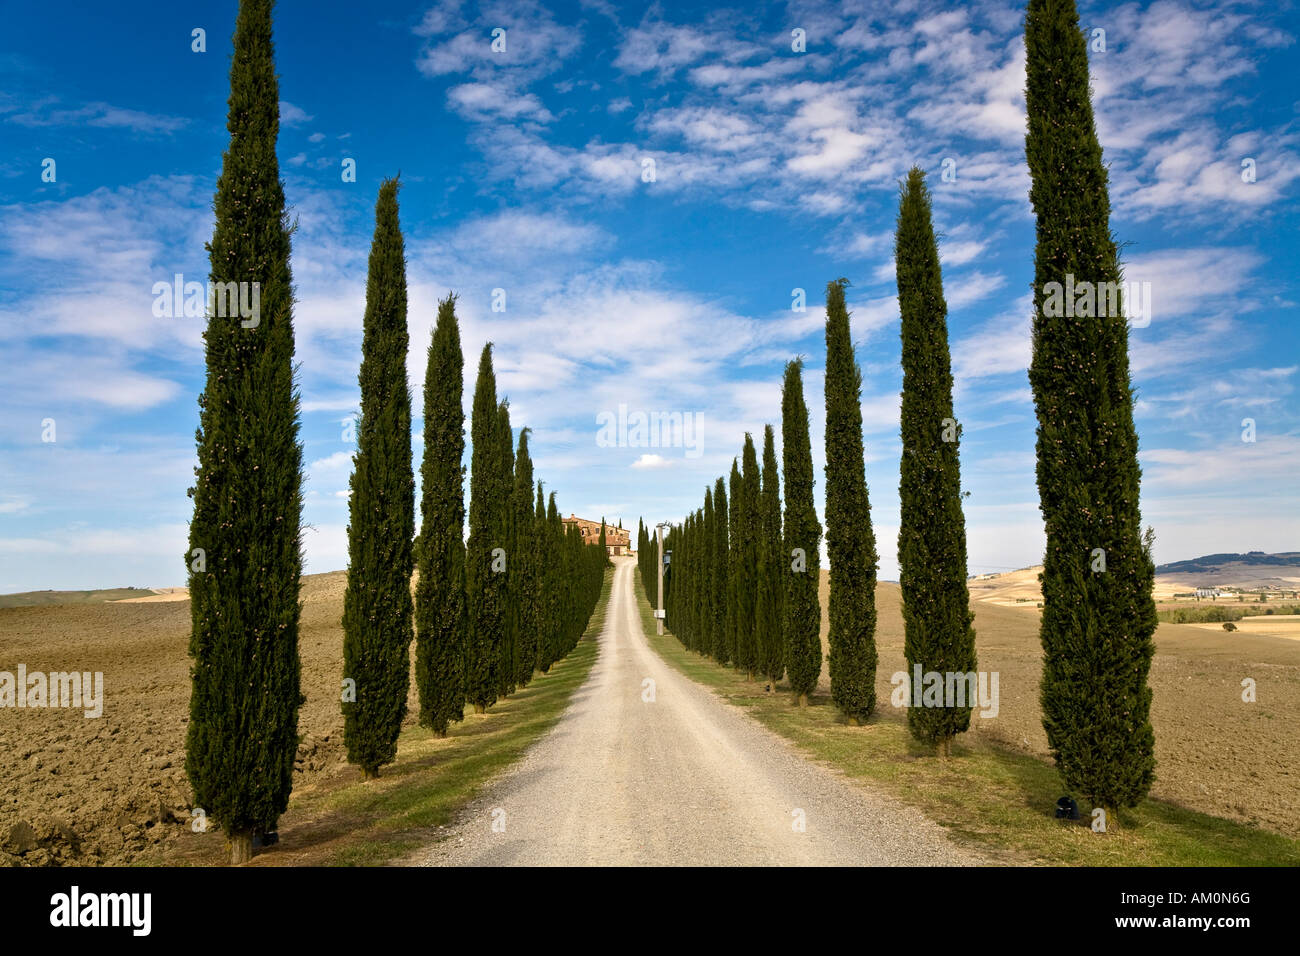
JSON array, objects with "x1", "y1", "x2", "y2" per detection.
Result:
[
  {"x1": 563, "y1": 514, "x2": 630, "y2": 556},
  {"x1": 1195, "y1": 587, "x2": 1222, "y2": 600}
]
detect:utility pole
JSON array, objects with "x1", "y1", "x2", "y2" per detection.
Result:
[{"x1": 656, "y1": 522, "x2": 665, "y2": 635}]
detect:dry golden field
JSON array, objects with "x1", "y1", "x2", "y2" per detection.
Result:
[{"x1": 815, "y1": 571, "x2": 1300, "y2": 837}]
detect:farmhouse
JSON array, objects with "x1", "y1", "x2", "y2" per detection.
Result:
[{"x1": 563, "y1": 514, "x2": 630, "y2": 556}]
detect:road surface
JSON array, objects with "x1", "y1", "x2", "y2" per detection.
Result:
[{"x1": 413, "y1": 556, "x2": 983, "y2": 866}]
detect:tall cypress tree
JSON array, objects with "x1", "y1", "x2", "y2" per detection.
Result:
[
  {"x1": 711, "y1": 476, "x2": 729, "y2": 666},
  {"x1": 415, "y1": 294, "x2": 466, "y2": 736},
  {"x1": 781, "y1": 359, "x2": 822, "y2": 706},
  {"x1": 539, "y1": 492, "x2": 563, "y2": 672},
  {"x1": 824, "y1": 278, "x2": 879, "y2": 724},
  {"x1": 757, "y1": 425, "x2": 784, "y2": 689},
  {"x1": 465, "y1": 345, "x2": 504, "y2": 712},
  {"x1": 895, "y1": 168, "x2": 977, "y2": 756},
  {"x1": 511, "y1": 430, "x2": 539, "y2": 690},
  {"x1": 690, "y1": 509, "x2": 704, "y2": 651},
  {"x1": 700, "y1": 486, "x2": 716, "y2": 658},
  {"x1": 736, "y1": 434, "x2": 761, "y2": 679},
  {"x1": 342, "y1": 178, "x2": 415, "y2": 780},
  {"x1": 534, "y1": 484, "x2": 556, "y2": 673},
  {"x1": 725, "y1": 458, "x2": 742, "y2": 668},
  {"x1": 1026, "y1": 0, "x2": 1157, "y2": 814},
  {"x1": 185, "y1": 0, "x2": 303, "y2": 865},
  {"x1": 496, "y1": 401, "x2": 515, "y2": 700}
]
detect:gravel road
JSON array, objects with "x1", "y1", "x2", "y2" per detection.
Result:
[{"x1": 414, "y1": 557, "x2": 984, "y2": 866}]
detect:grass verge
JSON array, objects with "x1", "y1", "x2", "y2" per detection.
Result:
[{"x1": 632, "y1": 573, "x2": 1299, "y2": 866}]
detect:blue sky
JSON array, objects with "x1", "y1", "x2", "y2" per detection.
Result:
[{"x1": 1, "y1": 0, "x2": 1297, "y2": 592}]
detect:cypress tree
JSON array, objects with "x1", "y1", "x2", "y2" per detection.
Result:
[
  {"x1": 465, "y1": 345, "x2": 504, "y2": 712},
  {"x1": 711, "y1": 476, "x2": 729, "y2": 665},
  {"x1": 725, "y1": 459, "x2": 742, "y2": 667},
  {"x1": 511, "y1": 430, "x2": 538, "y2": 690},
  {"x1": 682, "y1": 514, "x2": 693, "y2": 648},
  {"x1": 895, "y1": 167, "x2": 977, "y2": 756},
  {"x1": 534, "y1": 484, "x2": 555, "y2": 673},
  {"x1": 496, "y1": 401, "x2": 515, "y2": 700},
  {"x1": 1026, "y1": 0, "x2": 1157, "y2": 813},
  {"x1": 185, "y1": 0, "x2": 303, "y2": 865},
  {"x1": 824, "y1": 278, "x2": 879, "y2": 724},
  {"x1": 539, "y1": 493, "x2": 563, "y2": 672},
  {"x1": 736, "y1": 434, "x2": 761, "y2": 679},
  {"x1": 415, "y1": 294, "x2": 466, "y2": 736},
  {"x1": 700, "y1": 486, "x2": 716, "y2": 658},
  {"x1": 342, "y1": 178, "x2": 415, "y2": 780},
  {"x1": 782, "y1": 359, "x2": 822, "y2": 706},
  {"x1": 690, "y1": 509, "x2": 705, "y2": 651},
  {"x1": 683, "y1": 513, "x2": 695, "y2": 649},
  {"x1": 757, "y1": 424, "x2": 784, "y2": 689},
  {"x1": 565, "y1": 521, "x2": 582, "y2": 652}
]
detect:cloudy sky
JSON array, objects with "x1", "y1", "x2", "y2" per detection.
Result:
[{"x1": 1, "y1": 0, "x2": 1297, "y2": 591}]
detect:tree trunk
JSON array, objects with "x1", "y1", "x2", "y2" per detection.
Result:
[
  {"x1": 362, "y1": 766, "x2": 379, "y2": 781},
  {"x1": 230, "y1": 830, "x2": 253, "y2": 865},
  {"x1": 473, "y1": 703, "x2": 486, "y2": 714},
  {"x1": 797, "y1": 692, "x2": 808, "y2": 708}
]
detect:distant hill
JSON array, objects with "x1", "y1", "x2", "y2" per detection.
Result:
[
  {"x1": 0, "y1": 587, "x2": 154, "y2": 609},
  {"x1": 1155, "y1": 552, "x2": 1300, "y2": 575}
]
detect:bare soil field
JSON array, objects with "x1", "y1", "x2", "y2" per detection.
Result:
[
  {"x1": 817, "y1": 573, "x2": 1300, "y2": 837},
  {"x1": 0, "y1": 571, "x2": 404, "y2": 866}
]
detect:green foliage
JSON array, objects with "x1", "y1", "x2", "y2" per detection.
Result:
[
  {"x1": 757, "y1": 425, "x2": 784, "y2": 685},
  {"x1": 700, "y1": 488, "x2": 717, "y2": 658},
  {"x1": 781, "y1": 360, "x2": 822, "y2": 700},
  {"x1": 186, "y1": 0, "x2": 303, "y2": 839},
  {"x1": 496, "y1": 401, "x2": 515, "y2": 700},
  {"x1": 725, "y1": 459, "x2": 742, "y2": 668},
  {"x1": 711, "y1": 477, "x2": 729, "y2": 666},
  {"x1": 536, "y1": 488, "x2": 558, "y2": 673},
  {"x1": 511, "y1": 430, "x2": 539, "y2": 690},
  {"x1": 734, "y1": 436, "x2": 761, "y2": 677},
  {"x1": 1026, "y1": 0, "x2": 1157, "y2": 808},
  {"x1": 895, "y1": 167, "x2": 977, "y2": 749},
  {"x1": 415, "y1": 294, "x2": 466, "y2": 735},
  {"x1": 539, "y1": 494, "x2": 563, "y2": 673},
  {"x1": 465, "y1": 345, "x2": 505, "y2": 710},
  {"x1": 823, "y1": 278, "x2": 879, "y2": 721},
  {"x1": 342, "y1": 178, "x2": 415, "y2": 776}
]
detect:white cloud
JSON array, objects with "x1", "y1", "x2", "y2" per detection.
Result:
[
  {"x1": 279, "y1": 101, "x2": 313, "y2": 126},
  {"x1": 631, "y1": 454, "x2": 673, "y2": 469}
]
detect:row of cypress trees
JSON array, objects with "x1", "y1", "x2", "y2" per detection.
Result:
[
  {"x1": 186, "y1": 0, "x2": 607, "y2": 863},
  {"x1": 647, "y1": 170, "x2": 977, "y2": 744},
  {"x1": 648, "y1": 361, "x2": 824, "y2": 706},
  {"x1": 651, "y1": 0, "x2": 1158, "y2": 815},
  {"x1": 343, "y1": 195, "x2": 608, "y2": 774}
]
